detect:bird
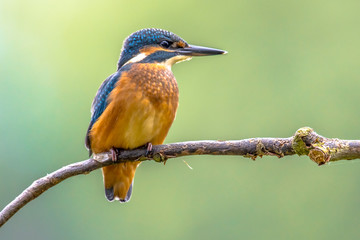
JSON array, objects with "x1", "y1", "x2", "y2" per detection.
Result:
[{"x1": 85, "y1": 28, "x2": 226, "y2": 202}]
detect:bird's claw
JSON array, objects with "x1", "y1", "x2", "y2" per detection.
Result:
[
  {"x1": 110, "y1": 147, "x2": 118, "y2": 162},
  {"x1": 145, "y1": 142, "x2": 153, "y2": 157}
]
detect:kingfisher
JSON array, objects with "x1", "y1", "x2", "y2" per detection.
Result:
[{"x1": 85, "y1": 28, "x2": 226, "y2": 202}]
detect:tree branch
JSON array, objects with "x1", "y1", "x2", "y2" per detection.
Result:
[{"x1": 1, "y1": 127, "x2": 360, "y2": 227}]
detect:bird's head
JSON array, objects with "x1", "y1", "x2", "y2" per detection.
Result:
[{"x1": 117, "y1": 28, "x2": 226, "y2": 70}]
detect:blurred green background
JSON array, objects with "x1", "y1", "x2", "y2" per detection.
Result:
[{"x1": 1, "y1": 0, "x2": 360, "y2": 239}]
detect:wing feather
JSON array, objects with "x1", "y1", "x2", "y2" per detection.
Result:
[{"x1": 85, "y1": 71, "x2": 121, "y2": 155}]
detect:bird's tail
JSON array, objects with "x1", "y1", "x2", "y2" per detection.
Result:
[{"x1": 102, "y1": 161, "x2": 140, "y2": 202}]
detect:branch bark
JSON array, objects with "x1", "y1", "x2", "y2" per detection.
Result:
[{"x1": 1, "y1": 127, "x2": 360, "y2": 227}]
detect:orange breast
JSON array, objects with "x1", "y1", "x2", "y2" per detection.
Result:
[{"x1": 89, "y1": 63, "x2": 179, "y2": 153}]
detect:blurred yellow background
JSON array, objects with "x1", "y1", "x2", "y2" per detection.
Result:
[{"x1": 1, "y1": 0, "x2": 360, "y2": 239}]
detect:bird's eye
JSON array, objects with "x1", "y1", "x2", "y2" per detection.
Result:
[{"x1": 160, "y1": 40, "x2": 171, "y2": 48}]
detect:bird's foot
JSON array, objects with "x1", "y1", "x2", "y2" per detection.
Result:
[
  {"x1": 145, "y1": 142, "x2": 153, "y2": 157},
  {"x1": 110, "y1": 147, "x2": 118, "y2": 162}
]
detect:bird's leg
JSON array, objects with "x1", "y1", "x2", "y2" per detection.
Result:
[
  {"x1": 145, "y1": 142, "x2": 153, "y2": 157},
  {"x1": 110, "y1": 147, "x2": 118, "y2": 162}
]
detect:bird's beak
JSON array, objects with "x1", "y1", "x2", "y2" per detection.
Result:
[{"x1": 177, "y1": 45, "x2": 227, "y2": 56}]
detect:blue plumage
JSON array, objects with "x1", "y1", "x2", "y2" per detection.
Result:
[{"x1": 90, "y1": 72, "x2": 120, "y2": 127}]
